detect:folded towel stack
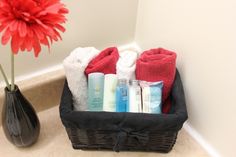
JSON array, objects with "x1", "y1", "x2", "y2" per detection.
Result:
[{"x1": 63, "y1": 47, "x2": 99, "y2": 111}]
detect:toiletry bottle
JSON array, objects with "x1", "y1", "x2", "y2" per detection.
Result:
[
  {"x1": 142, "y1": 85, "x2": 150, "y2": 113},
  {"x1": 103, "y1": 74, "x2": 118, "y2": 112},
  {"x1": 116, "y1": 79, "x2": 129, "y2": 112},
  {"x1": 88, "y1": 72, "x2": 104, "y2": 111},
  {"x1": 129, "y1": 80, "x2": 142, "y2": 112}
]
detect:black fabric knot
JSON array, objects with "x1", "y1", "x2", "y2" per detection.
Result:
[{"x1": 113, "y1": 128, "x2": 149, "y2": 152}]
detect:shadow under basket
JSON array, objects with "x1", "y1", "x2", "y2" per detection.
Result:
[{"x1": 59, "y1": 70, "x2": 188, "y2": 153}]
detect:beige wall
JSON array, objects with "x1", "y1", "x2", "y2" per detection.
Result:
[
  {"x1": 135, "y1": 0, "x2": 236, "y2": 157},
  {"x1": 0, "y1": 0, "x2": 138, "y2": 80}
]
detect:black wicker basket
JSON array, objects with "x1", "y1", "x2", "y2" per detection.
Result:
[{"x1": 59, "y1": 69, "x2": 188, "y2": 153}]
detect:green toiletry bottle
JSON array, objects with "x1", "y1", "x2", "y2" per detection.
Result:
[{"x1": 88, "y1": 72, "x2": 104, "y2": 111}]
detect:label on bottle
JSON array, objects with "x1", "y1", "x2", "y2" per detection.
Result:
[
  {"x1": 88, "y1": 73, "x2": 104, "y2": 111},
  {"x1": 116, "y1": 86, "x2": 128, "y2": 112},
  {"x1": 142, "y1": 87, "x2": 150, "y2": 113},
  {"x1": 135, "y1": 89, "x2": 142, "y2": 112},
  {"x1": 90, "y1": 84, "x2": 103, "y2": 110}
]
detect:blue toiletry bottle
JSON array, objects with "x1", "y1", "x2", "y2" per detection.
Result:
[{"x1": 116, "y1": 79, "x2": 129, "y2": 112}]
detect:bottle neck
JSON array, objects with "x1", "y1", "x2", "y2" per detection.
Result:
[
  {"x1": 129, "y1": 80, "x2": 139, "y2": 86},
  {"x1": 117, "y1": 79, "x2": 127, "y2": 86}
]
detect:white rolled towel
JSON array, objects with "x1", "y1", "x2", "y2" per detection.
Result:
[
  {"x1": 63, "y1": 47, "x2": 99, "y2": 111},
  {"x1": 117, "y1": 44, "x2": 141, "y2": 80}
]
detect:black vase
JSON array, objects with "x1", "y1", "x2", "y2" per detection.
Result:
[{"x1": 1, "y1": 85, "x2": 40, "y2": 147}]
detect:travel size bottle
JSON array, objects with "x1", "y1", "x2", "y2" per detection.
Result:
[
  {"x1": 103, "y1": 74, "x2": 118, "y2": 112},
  {"x1": 116, "y1": 79, "x2": 129, "y2": 112},
  {"x1": 128, "y1": 80, "x2": 142, "y2": 112},
  {"x1": 88, "y1": 72, "x2": 104, "y2": 111}
]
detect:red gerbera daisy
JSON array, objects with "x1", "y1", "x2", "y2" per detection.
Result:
[{"x1": 0, "y1": 0, "x2": 68, "y2": 57}]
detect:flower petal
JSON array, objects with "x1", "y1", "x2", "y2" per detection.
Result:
[
  {"x1": 40, "y1": 36, "x2": 50, "y2": 48},
  {"x1": 53, "y1": 29, "x2": 62, "y2": 40},
  {"x1": 33, "y1": 37, "x2": 41, "y2": 57},
  {"x1": 9, "y1": 20, "x2": 19, "y2": 32},
  {"x1": 24, "y1": 36, "x2": 33, "y2": 51},
  {"x1": 40, "y1": 3, "x2": 63, "y2": 15},
  {"x1": 32, "y1": 25, "x2": 45, "y2": 40},
  {"x1": 18, "y1": 21, "x2": 27, "y2": 37},
  {"x1": 59, "y1": 8, "x2": 69, "y2": 14},
  {"x1": 11, "y1": 34, "x2": 20, "y2": 54},
  {"x1": 55, "y1": 24, "x2": 65, "y2": 32},
  {"x1": 0, "y1": 24, "x2": 5, "y2": 32},
  {"x1": 1, "y1": 28, "x2": 11, "y2": 45},
  {"x1": 27, "y1": 27, "x2": 34, "y2": 37}
]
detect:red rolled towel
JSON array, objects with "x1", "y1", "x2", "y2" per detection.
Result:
[
  {"x1": 136, "y1": 48, "x2": 177, "y2": 113},
  {"x1": 85, "y1": 47, "x2": 119, "y2": 76}
]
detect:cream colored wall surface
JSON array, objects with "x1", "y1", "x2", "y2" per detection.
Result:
[
  {"x1": 0, "y1": 0, "x2": 138, "y2": 81},
  {"x1": 135, "y1": 0, "x2": 236, "y2": 157}
]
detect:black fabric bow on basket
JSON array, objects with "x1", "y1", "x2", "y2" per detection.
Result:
[{"x1": 113, "y1": 128, "x2": 149, "y2": 152}]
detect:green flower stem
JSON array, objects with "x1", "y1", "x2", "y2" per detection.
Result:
[
  {"x1": 11, "y1": 52, "x2": 15, "y2": 91},
  {"x1": 0, "y1": 64, "x2": 10, "y2": 90}
]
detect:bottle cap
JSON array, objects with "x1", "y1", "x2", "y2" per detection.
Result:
[
  {"x1": 117, "y1": 79, "x2": 127, "y2": 85},
  {"x1": 129, "y1": 80, "x2": 139, "y2": 86}
]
